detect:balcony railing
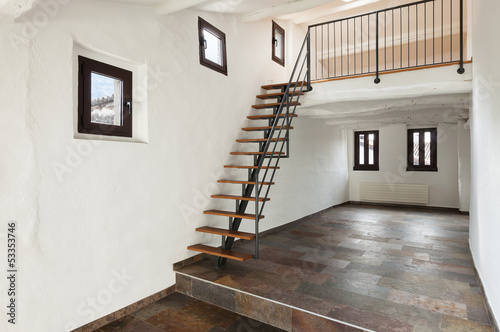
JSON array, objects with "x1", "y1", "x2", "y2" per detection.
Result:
[{"x1": 308, "y1": 0, "x2": 467, "y2": 83}]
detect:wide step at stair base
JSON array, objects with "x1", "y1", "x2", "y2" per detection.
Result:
[{"x1": 187, "y1": 244, "x2": 253, "y2": 262}]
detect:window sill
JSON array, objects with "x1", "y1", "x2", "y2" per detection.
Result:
[
  {"x1": 406, "y1": 167, "x2": 438, "y2": 172},
  {"x1": 353, "y1": 167, "x2": 380, "y2": 171}
]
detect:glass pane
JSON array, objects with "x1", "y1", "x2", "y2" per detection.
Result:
[
  {"x1": 368, "y1": 134, "x2": 374, "y2": 165},
  {"x1": 204, "y1": 29, "x2": 223, "y2": 65},
  {"x1": 275, "y1": 30, "x2": 283, "y2": 59},
  {"x1": 413, "y1": 132, "x2": 420, "y2": 165},
  {"x1": 424, "y1": 131, "x2": 431, "y2": 165},
  {"x1": 91, "y1": 72, "x2": 122, "y2": 126},
  {"x1": 359, "y1": 134, "x2": 365, "y2": 165}
]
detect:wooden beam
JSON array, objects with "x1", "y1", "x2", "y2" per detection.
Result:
[
  {"x1": 242, "y1": 0, "x2": 334, "y2": 23},
  {"x1": 155, "y1": 0, "x2": 210, "y2": 16}
]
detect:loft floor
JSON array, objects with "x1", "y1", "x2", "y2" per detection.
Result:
[{"x1": 176, "y1": 204, "x2": 493, "y2": 332}]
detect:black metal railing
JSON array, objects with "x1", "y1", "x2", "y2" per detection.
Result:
[
  {"x1": 308, "y1": 0, "x2": 466, "y2": 83},
  {"x1": 217, "y1": 31, "x2": 311, "y2": 269}
]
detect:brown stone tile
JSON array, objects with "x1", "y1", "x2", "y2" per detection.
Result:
[
  {"x1": 176, "y1": 273, "x2": 192, "y2": 296},
  {"x1": 235, "y1": 292, "x2": 292, "y2": 331},
  {"x1": 412, "y1": 259, "x2": 474, "y2": 276},
  {"x1": 440, "y1": 314, "x2": 493, "y2": 332},
  {"x1": 300, "y1": 253, "x2": 351, "y2": 269},
  {"x1": 207, "y1": 316, "x2": 287, "y2": 332},
  {"x1": 333, "y1": 252, "x2": 384, "y2": 267},
  {"x1": 274, "y1": 256, "x2": 328, "y2": 273},
  {"x1": 381, "y1": 248, "x2": 431, "y2": 261},
  {"x1": 386, "y1": 289, "x2": 467, "y2": 319},
  {"x1": 192, "y1": 278, "x2": 236, "y2": 311},
  {"x1": 99, "y1": 315, "x2": 138, "y2": 331},
  {"x1": 326, "y1": 306, "x2": 414, "y2": 332},
  {"x1": 155, "y1": 292, "x2": 197, "y2": 310},
  {"x1": 178, "y1": 300, "x2": 240, "y2": 329},
  {"x1": 402, "y1": 272, "x2": 470, "y2": 293},
  {"x1": 145, "y1": 308, "x2": 213, "y2": 332},
  {"x1": 378, "y1": 276, "x2": 465, "y2": 302},
  {"x1": 290, "y1": 230, "x2": 325, "y2": 238},
  {"x1": 324, "y1": 276, "x2": 390, "y2": 300},
  {"x1": 292, "y1": 309, "x2": 363, "y2": 332}
]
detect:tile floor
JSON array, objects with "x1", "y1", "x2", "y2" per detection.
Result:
[
  {"x1": 178, "y1": 204, "x2": 494, "y2": 332},
  {"x1": 94, "y1": 292, "x2": 284, "y2": 332}
]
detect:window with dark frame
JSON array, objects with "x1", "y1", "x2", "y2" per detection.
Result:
[
  {"x1": 272, "y1": 21, "x2": 285, "y2": 66},
  {"x1": 407, "y1": 128, "x2": 438, "y2": 172},
  {"x1": 354, "y1": 131, "x2": 379, "y2": 171},
  {"x1": 198, "y1": 17, "x2": 228, "y2": 76},
  {"x1": 78, "y1": 56, "x2": 133, "y2": 138}
]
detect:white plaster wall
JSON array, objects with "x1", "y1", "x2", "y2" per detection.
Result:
[
  {"x1": 348, "y1": 123, "x2": 461, "y2": 209},
  {"x1": 469, "y1": 0, "x2": 500, "y2": 325},
  {"x1": 457, "y1": 121, "x2": 471, "y2": 212},
  {"x1": 0, "y1": 1, "x2": 348, "y2": 331}
]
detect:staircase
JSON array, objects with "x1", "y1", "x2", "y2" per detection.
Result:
[{"x1": 187, "y1": 32, "x2": 312, "y2": 269}]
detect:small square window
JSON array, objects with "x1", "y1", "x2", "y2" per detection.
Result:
[
  {"x1": 407, "y1": 128, "x2": 438, "y2": 171},
  {"x1": 354, "y1": 130, "x2": 379, "y2": 171},
  {"x1": 198, "y1": 17, "x2": 228, "y2": 75},
  {"x1": 78, "y1": 56, "x2": 133, "y2": 137},
  {"x1": 272, "y1": 21, "x2": 285, "y2": 66}
]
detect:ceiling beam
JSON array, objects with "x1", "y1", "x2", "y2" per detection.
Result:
[
  {"x1": 155, "y1": 0, "x2": 210, "y2": 16},
  {"x1": 242, "y1": 0, "x2": 334, "y2": 23}
]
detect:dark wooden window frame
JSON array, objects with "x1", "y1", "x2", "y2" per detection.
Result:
[
  {"x1": 78, "y1": 56, "x2": 133, "y2": 138},
  {"x1": 407, "y1": 128, "x2": 438, "y2": 172},
  {"x1": 198, "y1": 17, "x2": 228, "y2": 76},
  {"x1": 272, "y1": 21, "x2": 285, "y2": 67},
  {"x1": 354, "y1": 130, "x2": 379, "y2": 171}
]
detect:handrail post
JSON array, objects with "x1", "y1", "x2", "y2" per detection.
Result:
[
  {"x1": 307, "y1": 29, "x2": 312, "y2": 91},
  {"x1": 457, "y1": 0, "x2": 465, "y2": 74},
  {"x1": 254, "y1": 172, "x2": 259, "y2": 259},
  {"x1": 374, "y1": 11, "x2": 381, "y2": 84}
]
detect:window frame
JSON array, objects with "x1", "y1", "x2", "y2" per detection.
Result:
[
  {"x1": 78, "y1": 56, "x2": 133, "y2": 138},
  {"x1": 407, "y1": 128, "x2": 438, "y2": 172},
  {"x1": 354, "y1": 130, "x2": 380, "y2": 171},
  {"x1": 272, "y1": 21, "x2": 285, "y2": 67},
  {"x1": 198, "y1": 17, "x2": 228, "y2": 76}
]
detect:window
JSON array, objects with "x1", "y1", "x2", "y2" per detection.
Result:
[
  {"x1": 78, "y1": 56, "x2": 133, "y2": 137},
  {"x1": 198, "y1": 17, "x2": 228, "y2": 75},
  {"x1": 354, "y1": 131, "x2": 379, "y2": 171},
  {"x1": 272, "y1": 21, "x2": 285, "y2": 66},
  {"x1": 407, "y1": 128, "x2": 438, "y2": 171}
]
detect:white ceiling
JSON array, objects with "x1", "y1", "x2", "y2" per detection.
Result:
[{"x1": 0, "y1": 0, "x2": 404, "y2": 25}]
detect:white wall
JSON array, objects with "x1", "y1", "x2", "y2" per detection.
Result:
[
  {"x1": 348, "y1": 123, "x2": 463, "y2": 209},
  {"x1": 470, "y1": 0, "x2": 500, "y2": 326},
  {"x1": 0, "y1": 1, "x2": 348, "y2": 331}
]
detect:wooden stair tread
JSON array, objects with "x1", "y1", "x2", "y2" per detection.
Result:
[
  {"x1": 204, "y1": 209, "x2": 264, "y2": 220},
  {"x1": 212, "y1": 194, "x2": 270, "y2": 202},
  {"x1": 218, "y1": 180, "x2": 275, "y2": 185},
  {"x1": 196, "y1": 227, "x2": 256, "y2": 240},
  {"x1": 224, "y1": 165, "x2": 280, "y2": 170},
  {"x1": 188, "y1": 244, "x2": 253, "y2": 261},
  {"x1": 252, "y1": 101, "x2": 301, "y2": 109},
  {"x1": 247, "y1": 114, "x2": 298, "y2": 120},
  {"x1": 236, "y1": 138, "x2": 285, "y2": 143},
  {"x1": 261, "y1": 81, "x2": 306, "y2": 90},
  {"x1": 242, "y1": 126, "x2": 294, "y2": 131},
  {"x1": 230, "y1": 151, "x2": 284, "y2": 155},
  {"x1": 256, "y1": 91, "x2": 304, "y2": 100}
]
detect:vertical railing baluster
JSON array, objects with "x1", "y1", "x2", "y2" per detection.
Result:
[
  {"x1": 457, "y1": 0, "x2": 465, "y2": 73},
  {"x1": 375, "y1": 11, "x2": 380, "y2": 83}
]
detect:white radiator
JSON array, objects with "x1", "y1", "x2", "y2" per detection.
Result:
[{"x1": 359, "y1": 182, "x2": 429, "y2": 204}]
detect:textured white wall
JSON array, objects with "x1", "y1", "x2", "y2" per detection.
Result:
[
  {"x1": 0, "y1": 1, "x2": 348, "y2": 331},
  {"x1": 470, "y1": 0, "x2": 500, "y2": 325},
  {"x1": 348, "y1": 123, "x2": 463, "y2": 209}
]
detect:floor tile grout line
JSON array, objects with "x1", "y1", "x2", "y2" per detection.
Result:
[{"x1": 176, "y1": 271, "x2": 377, "y2": 332}]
